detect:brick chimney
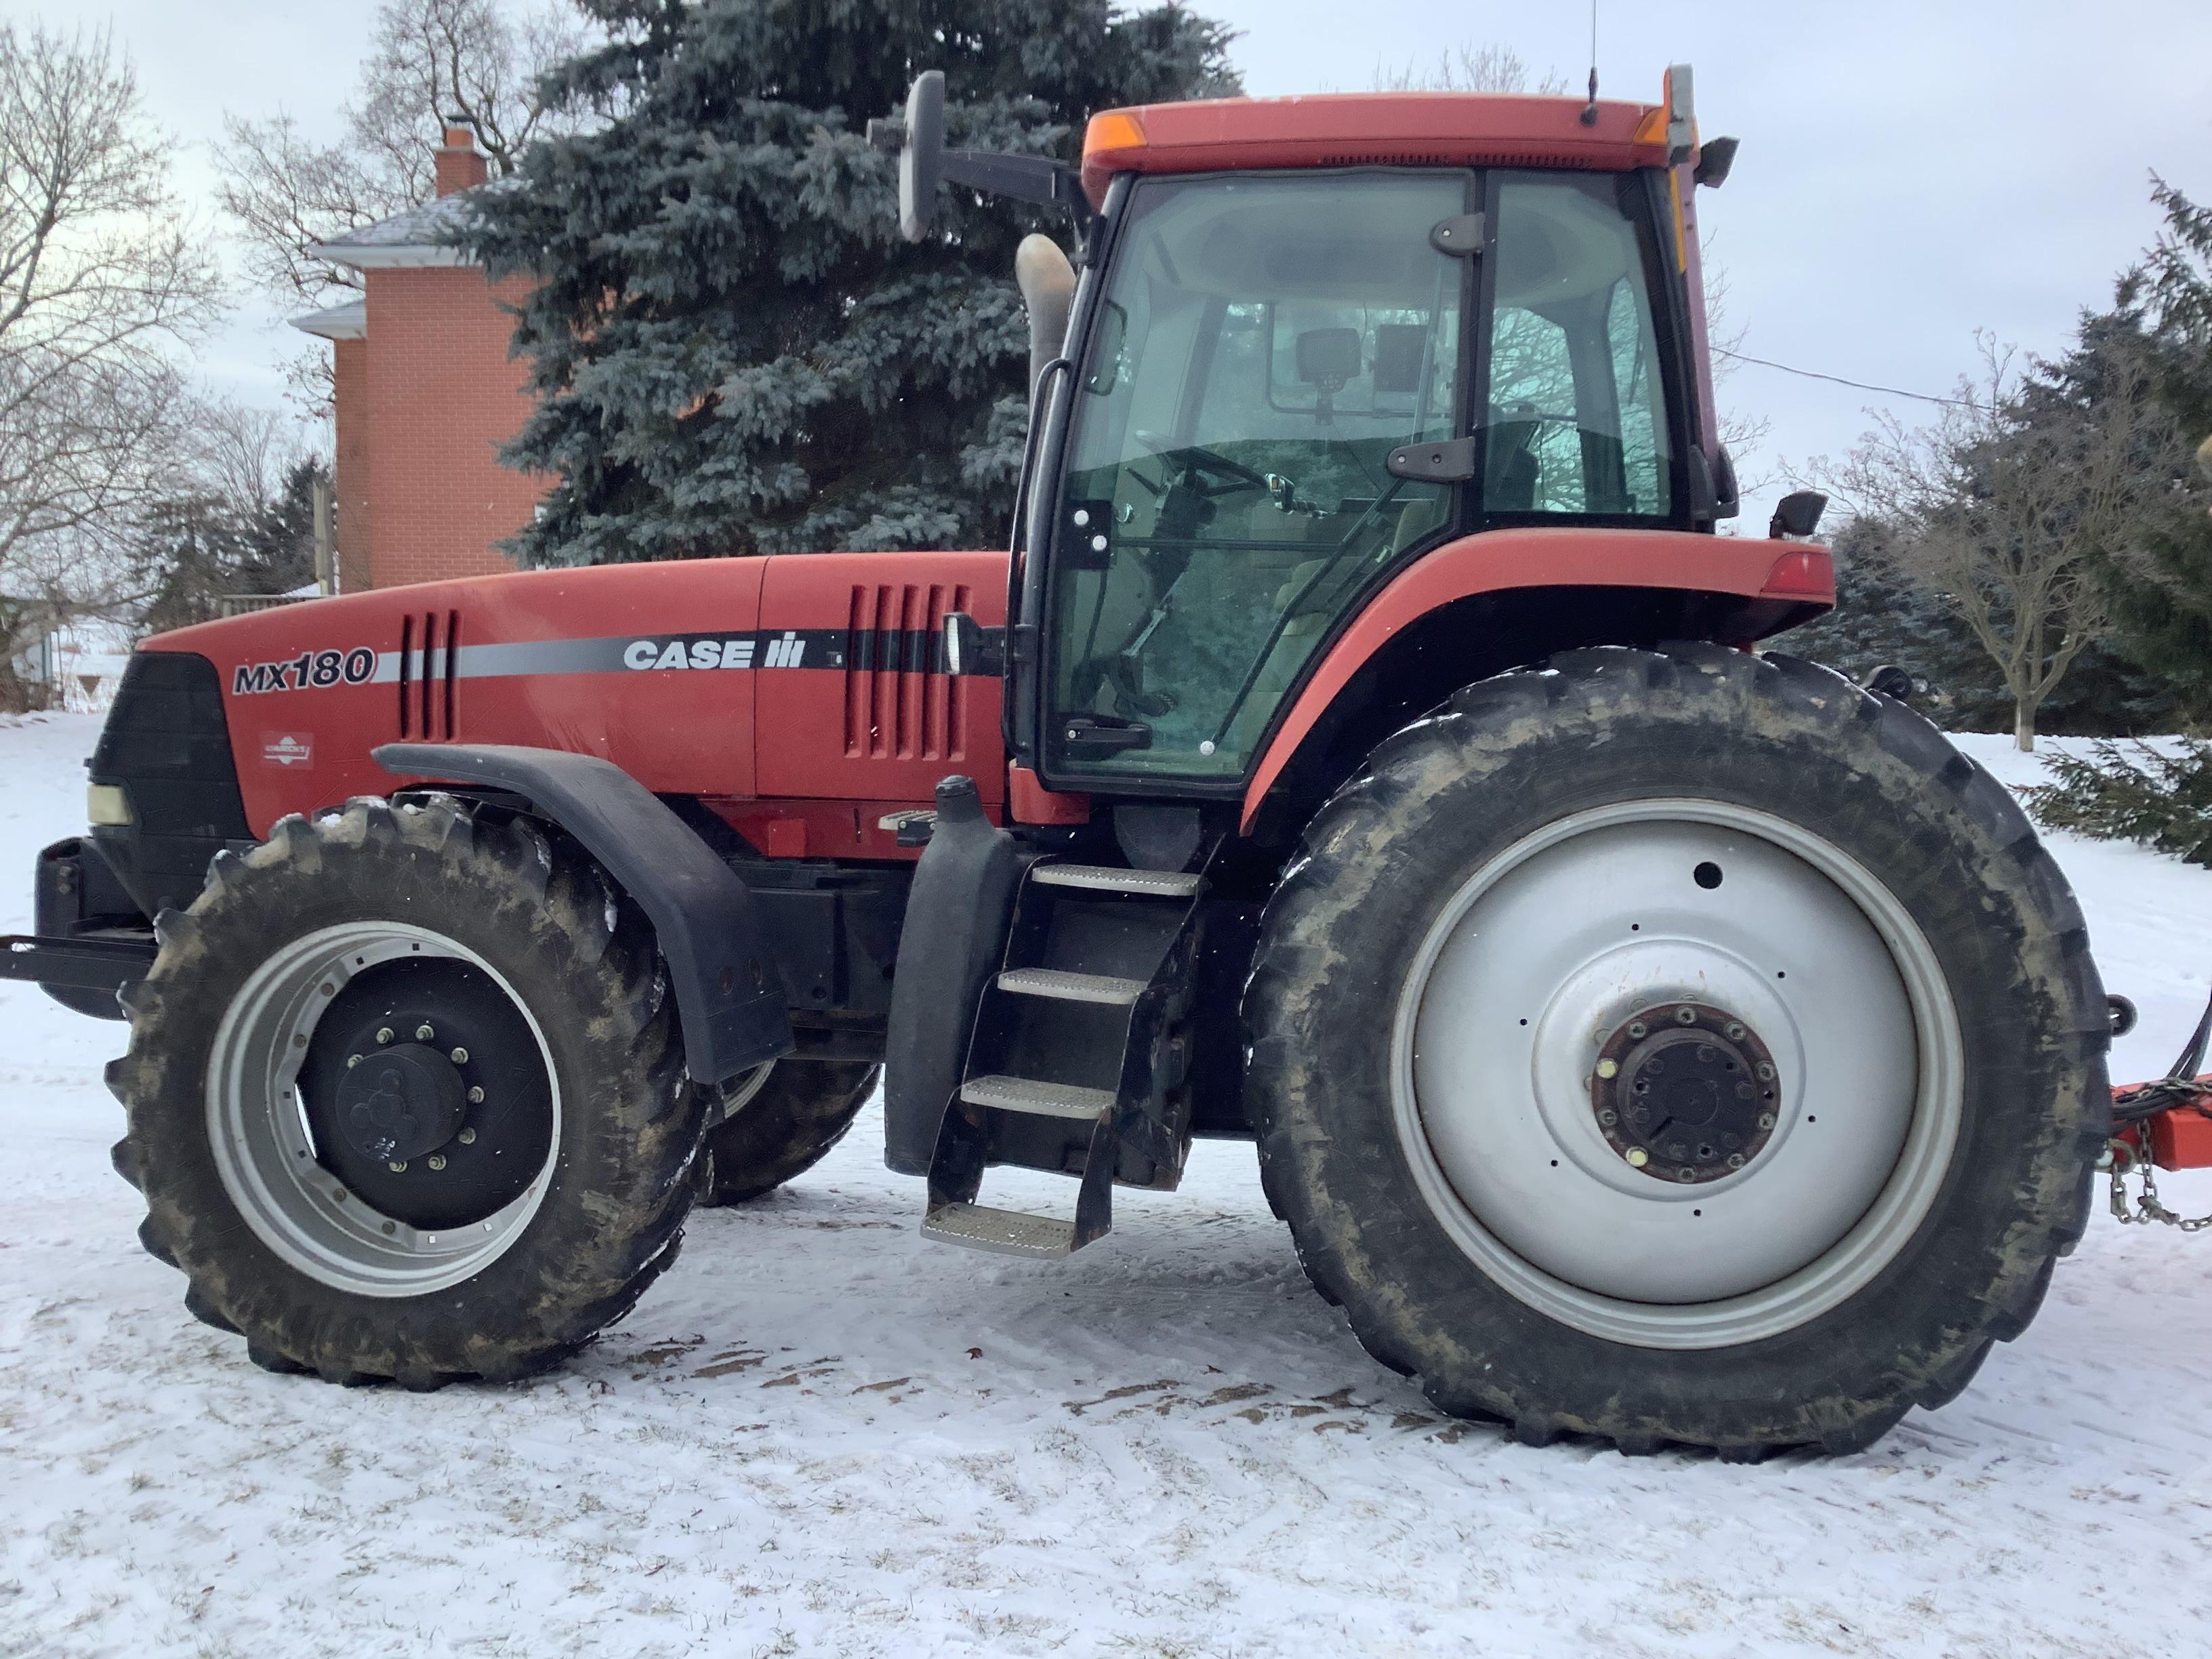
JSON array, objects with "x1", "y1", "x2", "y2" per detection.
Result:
[{"x1": 434, "y1": 116, "x2": 489, "y2": 197}]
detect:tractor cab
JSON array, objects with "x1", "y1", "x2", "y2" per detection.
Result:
[{"x1": 876, "y1": 68, "x2": 1736, "y2": 794}]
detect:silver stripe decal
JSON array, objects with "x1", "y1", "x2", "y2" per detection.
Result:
[{"x1": 365, "y1": 631, "x2": 839, "y2": 685}]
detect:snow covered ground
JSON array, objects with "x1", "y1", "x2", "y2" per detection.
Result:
[{"x1": 4, "y1": 712, "x2": 2212, "y2": 1658}]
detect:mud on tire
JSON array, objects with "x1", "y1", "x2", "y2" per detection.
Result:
[
  {"x1": 108, "y1": 796, "x2": 704, "y2": 1389},
  {"x1": 695, "y1": 1059, "x2": 878, "y2": 1206},
  {"x1": 1244, "y1": 645, "x2": 2110, "y2": 1456}
]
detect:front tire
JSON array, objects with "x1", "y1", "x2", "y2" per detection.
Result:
[
  {"x1": 108, "y1": 797, "x2": 704, "y2": 1388},
  {"x1": 1246, "y1": 646, "x2": 2108, "y2": 1455},
  {"x1": 695, "y1": 1059, "x2": 878, "y2": 1205}
]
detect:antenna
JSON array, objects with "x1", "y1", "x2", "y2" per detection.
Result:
[{"x1": 1579, "y1": 0, "x2": 1599, "y2": 126}]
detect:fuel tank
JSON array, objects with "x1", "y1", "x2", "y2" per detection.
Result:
[{"x1": 146, "y1": 552, "x2": 1010, "y2": 857}]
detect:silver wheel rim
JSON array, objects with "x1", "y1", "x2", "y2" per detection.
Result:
[
  {"x1": 205, "y1": 922, "x2": 562, "y2": 1298},
  {"x1": 1390, "y1": 798, "x2": 1962, "y2": 1351},
  {"x1": 720, "y1": 1061, "x2": 775, "y2": 1118}
]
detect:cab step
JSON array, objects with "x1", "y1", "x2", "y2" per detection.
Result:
[
  {"x1": 1031, "y1": 863, "x2": 1203, "y2": 898},
  {"x1": 919, "y1": 849, "x2": 1210, "y2": 1260},
  {"x1": 920, "y1": 1202, "x2": 1084, "y2": 1258},
  {"x1": 996, "y1": 967, "x2": 1145, "y2": 1005},
  {"x1": 960, "y1": 1073, "x2": 1115, "y2": 1120}
]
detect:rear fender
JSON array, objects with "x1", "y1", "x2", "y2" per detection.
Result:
[
  {"x1": 375, "y1": 743, "x2": 792, "y2": 1084},
  {"x1": 1241, "y1": 527, "x2": 1832, "y2": 832}
]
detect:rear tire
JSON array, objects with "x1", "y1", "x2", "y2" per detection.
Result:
[
  {"x1": 1245, "y1": 645, "x2": 2108, "y2": 1455},
  {"x1": 109, "y1": 797, "x2": 704, "y2": 1388},
  {"x1": 695, "y1": 1059, "x2": 878, "y2": 1205}
]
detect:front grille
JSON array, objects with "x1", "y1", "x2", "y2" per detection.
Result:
[
  {"x1": 89, "y1": 649, "x2": 250, "y2": 916},
  {"x1": 842, "y1": 582, "x2": 969, "y2": 762},
  {"x1": 396, "y1": 609, "x2": 460, "y2": 740}
]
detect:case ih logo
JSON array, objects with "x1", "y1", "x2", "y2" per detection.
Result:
[
  {"x1": 621, "y1": 632, "x2": 808, "y2": 671},
  {"x1": 261, "y1": 733, "x2": 314, "y2": 769}
]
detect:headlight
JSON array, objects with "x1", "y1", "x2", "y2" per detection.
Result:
[{"x1": 87, "y1": 783, "x2": 132, "y2": 826}]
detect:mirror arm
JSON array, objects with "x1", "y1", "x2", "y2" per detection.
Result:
[{"x1": 941, "y1": 150, "x2": 1094, "y2": 228}]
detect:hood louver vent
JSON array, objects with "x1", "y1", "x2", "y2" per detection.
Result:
[
  {"x1": 844, "y1": 582, "x2": 969, "y2": 762},
  {"x1": 396, "y1": 609, "x2": 460, "y2": 741}
]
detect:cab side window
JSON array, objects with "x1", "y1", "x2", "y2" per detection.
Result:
[{"x1": 1486, "y1": 175, "x2": 1673, "y2": 518}]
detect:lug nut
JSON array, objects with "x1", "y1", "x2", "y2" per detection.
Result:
[
  {"x1": 1674, "y1": 1007, "x2": 1697, "y2": 1025},
  {"x1": 1725, "y1": 1023, "x2": 1746, "y2": 1041},
  {"x1": 450, "y1": 1046, "x2": 469, "y2": 1064},
  {"x1": 1756, "y1": 1061, "x2": 1776, "y2": 1082},
  {"x1": 1726, "y1": 1153, "x2": 1746, "y2": 1169},
  {"x1": 1624, "y1": 1147, "x2": 1650, "y2": 1168},
  {"x1": 458, "y1": 1126, "x2": 477, "y2": 1143},
  {"x1": 1598, "y1": 1109, "x2": 1618, "y2": 1126},
  {"x1": 415, "y1": 1024, "x2": 435, "y2": 1042},
  {"x1": 388, "y1": 1160, "x2": 407, "y2": 1173},
  {"x1": 427, "y1": 1154, "x2": 447, "y2": 1172},
  {"x1": 1757, "y1": 1113, "x2": 1776, "y2": 1130},
  {"x1": 1627, "y1": 1021, "x2": 1648, "y2": 1040},
  {"x1": 1595, "y1": 1058, "x2": 1619, "y2": 1080},
  {"x1": 376, "y1": 1027, "x2": 394, "y2": 1044},
  {"x1": 466, "y1": 1088, "x2": 484, "y2": 1106},
  {"x1": 346, "y1": 1054, "x2": 363, "y2": 1069},
  {"x1": 1677, "y1": 1167, "x2": 1696, "y2": 1182}
]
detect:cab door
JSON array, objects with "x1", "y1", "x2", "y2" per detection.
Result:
[{"x1": 1033, "y1": 169, "x2": 1474, "y2": 791}]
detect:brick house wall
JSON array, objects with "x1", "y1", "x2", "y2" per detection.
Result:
[
  {"x1": 331, "y1": 335, "x2": 371, "y2": 595},
  {"x1": 295, "y1": 123, "x2": 542, "y2": 592},
  {"x1": 361, "y1": 267, "x2": 538, "y2": 590}
]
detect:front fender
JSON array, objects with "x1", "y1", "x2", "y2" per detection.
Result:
[
  {"x1": 375, "y1": 743, "x2": 792, "y2": 1084},
  {"x1": 1240, "y1": 527, "x2": 1833, "y2": 831}
]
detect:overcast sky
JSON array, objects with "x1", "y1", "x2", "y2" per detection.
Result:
[{"x1": 60, "y1": 0, "x2": 2212, "y2": 529}]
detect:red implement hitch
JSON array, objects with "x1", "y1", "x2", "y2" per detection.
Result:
[{"x1": 2106, "y1": 987, "x2": 2212, "y2": 1228}]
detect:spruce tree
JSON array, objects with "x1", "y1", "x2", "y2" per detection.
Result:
[
  {"x1": 1784, "y1": 516, "x2": 2177, "y2": 735},
  {"x1": 1784, "y1": 519, "x2": 2011, "y2": 729},
  {"x1": 2099, "y1": 178, "x2": 2212, "y2": 719},
  {"x1": 2025, "y1": 739, "x2": 2212, "y2": 869},
  {"x1": 464, "y1": 0, "x2": 1237, "y2": 567}
]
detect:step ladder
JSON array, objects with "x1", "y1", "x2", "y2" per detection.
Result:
[{"x1": 921, "y1": 859, "x2": 1206, "y2": 1258}]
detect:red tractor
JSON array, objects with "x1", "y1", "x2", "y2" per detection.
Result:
[{"x1": 0, "y1": 68, "x2": 2142, "y2": 1455}]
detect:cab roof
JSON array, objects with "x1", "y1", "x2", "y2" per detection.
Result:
[{"x1": 1080, "y1": 93, "x2": 1674, "y2": 208}]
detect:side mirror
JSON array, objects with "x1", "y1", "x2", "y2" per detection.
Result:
[
  {"x1": 1694, "y1": 136, "x2": 1740, "y2": 189},
  {"x1": 872, "y1": 70, "x2": 945, "y2": 243},
  {"x1": 1769, "y1": 489, "x2": 1828, "y2": 540}
]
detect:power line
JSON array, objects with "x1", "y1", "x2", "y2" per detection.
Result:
[{"x1": 1713, "y1": 347, "x2": 1973, "y2": 408}]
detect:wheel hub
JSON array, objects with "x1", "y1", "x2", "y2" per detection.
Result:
[
  {"x1": 1591, "y1": 1002, "x2": 1780, "y2": 1184},
  {"x1": 298, "y1": 955, "x2": 554, "y2": 1231},
  {"x1": 335, "y1": 1044, "x2": 466, "y2": 1164}
]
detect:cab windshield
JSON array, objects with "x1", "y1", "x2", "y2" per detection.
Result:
[{"x1": 1045, "y1": 167, "x2": 1674, "y2": 784}]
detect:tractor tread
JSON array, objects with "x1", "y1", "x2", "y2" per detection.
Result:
[{"x1": 1245, "y1": 645, "x2": 2107, "y2": 1457}]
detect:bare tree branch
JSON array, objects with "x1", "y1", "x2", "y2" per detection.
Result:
[
  {"x1": 1818, "y1": 335, "x2": 2161, "y2": 750},
  {"x1": 1372, "y1": 43, "x2": 1571, "y2": 96},
  {"x1": 0, "y1": 22, "x2": 222, "y2": 702},
  {"x1": 218, "y1": 0, "x2": 590, "y2": 321}
]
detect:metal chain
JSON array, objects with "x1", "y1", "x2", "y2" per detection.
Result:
[{"x1": 2105, "y1": 1137, "x2": 2212, "y2": 1231}]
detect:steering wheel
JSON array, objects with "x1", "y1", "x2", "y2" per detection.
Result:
[{"x1": 1131, "y1": 430, "x2": 1269, "y2": 498}]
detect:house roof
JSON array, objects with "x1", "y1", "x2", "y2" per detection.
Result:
[
  {"x1": 289, "y1": 299, "x2": 366, "y2": 340},
  {"x1": 311, "y1": 190, "x2": 483, "y2": 271}
]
